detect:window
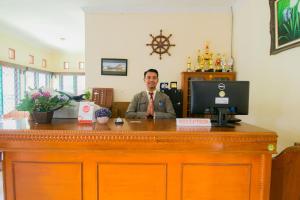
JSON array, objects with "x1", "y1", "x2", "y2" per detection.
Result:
[
  {"x1": 0, "y1": 63, "x2": 85, "y2": 114},
  {"x1": 77, "y1": 75, "x2": 85, "y2": 95},
  {"x1": 2, "y1": 66, "x2": 16, "y2": 114},
  {"x1": 20, "y1": 70, "x2": 26, "y2": 99},
  {"x1": 25, "y1": 71, "x2": 35, "y2": 91},
  {"x1": 38, "y1": 73, "x2": 46, "y2": 88},
  {"x1": 52, "y1": 75, "x2": 60, "y2": 91},
  {"x1": 62, "y1": 75, "x2": 74, "y2": 94},
  {"x1": 55, "y1": 74, "x2": 86, "y2": 94}
]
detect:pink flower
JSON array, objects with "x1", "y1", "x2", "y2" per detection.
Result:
[
  {"x1": 31, "y1": 92, "x2": 41, "y2": 99},
  {"x1": 42, "y1": 91, "x2": 51, "y2": 98}
]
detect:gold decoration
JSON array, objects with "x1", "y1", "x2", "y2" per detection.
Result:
[{"x1": 186, "y1": 56, "x2": 192, "y2": 72}]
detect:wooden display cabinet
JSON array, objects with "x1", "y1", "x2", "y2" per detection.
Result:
[{"x1": 181, "y1": 72, "x2": 236, "y2": 117}]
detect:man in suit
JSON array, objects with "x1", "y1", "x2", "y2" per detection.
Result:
[{"x1": 125, "y1": 69, "x2": 176, "y2": 119}]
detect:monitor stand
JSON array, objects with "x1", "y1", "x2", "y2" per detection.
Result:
[
  {"x1": 226, "y1": 115, "x2": 241, "y2": 123},
  {"x1": 211, "y1": 108, "x2": 236, "y2": 128},
  {"x1": 210, "y1": 114, "x2": 241, "y2": 124}
]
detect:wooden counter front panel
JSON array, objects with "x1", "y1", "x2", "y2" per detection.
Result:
[
  {"x1": 98, "y1": 163, "x2": 167, "y2": 200},
  {"x1": 12, "y1": 161, "x2": 82, "y2": 200},
  {"x1": 3, "y1": 151, "x2": 270, "y2": 200},
  {"x1": 182, "y1": 164, "x2": 251, "y2": 200}
]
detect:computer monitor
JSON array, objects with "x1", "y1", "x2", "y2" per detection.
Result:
[{"x1": 190, "y1": 80, "x2": 249, "y2": 127}]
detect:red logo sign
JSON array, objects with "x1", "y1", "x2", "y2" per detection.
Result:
[{"x1": 82, "y1": 105, "x2": 90, "y2": 113}]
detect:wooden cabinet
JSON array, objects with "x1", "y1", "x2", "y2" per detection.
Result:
[
  {"x1": 181, "y1": 72, "x2": 236, "y2": 117},
  {"x1": 0, "y1": 119, "x2": 277, "y2": 200}
]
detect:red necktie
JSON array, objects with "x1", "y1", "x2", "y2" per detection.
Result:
[
  {"x1": 149, "y1": 92, "x2": 154, "y2": 102},
  {"x1": 148, "y1": 92, "x2": 154, "y2": 119}
]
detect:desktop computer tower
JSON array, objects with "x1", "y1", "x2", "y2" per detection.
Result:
[{"x1": 161, "y1": 89, "x2": 183, "y2": 118}]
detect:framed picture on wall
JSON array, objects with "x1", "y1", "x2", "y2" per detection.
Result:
[
  {"x1": 101, "y1": 58, "x2": 128, "y2": 76},
  {"x1": 160, "y1": 82, "x2": 169, "y2": 91},
  {"x1": 269, "y1": 0, "x2": 300, "y2": 55}
]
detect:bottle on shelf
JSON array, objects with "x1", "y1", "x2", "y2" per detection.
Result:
[
  {"x1": 186, "y1": 56, "x2": 192, "y2": 72},
  {"x1": 221, "y1": 54, "x2": 227, "y2": 72},
  {"x1": 227, "y1": 57, "x2": 234, "y2": 72}
]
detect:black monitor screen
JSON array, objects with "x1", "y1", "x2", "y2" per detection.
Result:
[{"x1": 190, "y1": 81, "x2": 249, "y2": 126}]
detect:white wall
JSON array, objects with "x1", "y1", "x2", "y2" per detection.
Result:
[
  {"x1": 0, "y1": 31, "x2": 56, "y2": 71},
  {"x1": 85, "y1": 12, "x2": 232, "y2": 101},
  {"x1": 51, "y1": 51, "x2": 85, "y2": 73},
  {"x1": 0, "y1": 29, "x2": 84, "y2": 73},
  {"x1": 233, "y1": 0, "x2": 300, "y2": 152}
]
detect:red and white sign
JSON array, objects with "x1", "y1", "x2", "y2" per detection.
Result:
[{"x1": 78, "y1": 102, "x2": 95, "y2": 123}]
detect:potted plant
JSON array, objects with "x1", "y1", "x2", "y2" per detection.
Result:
[
  {"x1": 95, "y1": 107, "x2": 112, "y2": 124},
  {"x1": 16, "y1": 88, "x2": 71, "y2": 123}
]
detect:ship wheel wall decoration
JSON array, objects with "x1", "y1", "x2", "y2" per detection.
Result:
[{"x1": 146, "y1": 29, "x2": 175, "y2": 60}]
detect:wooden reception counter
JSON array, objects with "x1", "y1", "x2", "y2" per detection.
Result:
[{"x1": 0, "y1": 119, "x2": 277, "y2": 200}]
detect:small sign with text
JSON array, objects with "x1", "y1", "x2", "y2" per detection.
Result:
[{"x1": 176, "y1": 118, "x2": 211, "y2": 127}]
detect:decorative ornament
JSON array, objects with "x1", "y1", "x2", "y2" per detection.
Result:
[{"x1": 146, "y1": 29, "x2": 175, "y2": 60}]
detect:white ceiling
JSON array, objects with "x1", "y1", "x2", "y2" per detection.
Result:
[{"x1": 0, "y1": 0, "x2": 236, "y2": 54}]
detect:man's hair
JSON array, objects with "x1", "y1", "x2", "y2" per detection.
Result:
[{"x1": 144, "y1": 69, "x2": 159, "y2": 78}]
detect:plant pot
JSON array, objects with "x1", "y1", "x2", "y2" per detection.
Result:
[
  {"x1": 96, "y1": 116, "x2": 109, "y2": 124},
  {"x1": 32, "y1": 111, "x2": 54, "y2": 124}
]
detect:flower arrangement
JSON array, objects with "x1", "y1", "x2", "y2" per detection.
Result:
[
  {"x1": 95, "y1": 107, "x2": 112, "y2": 124},
  {"x1": 16, "y1": 88, "x2": 71, "y2": 113},
  {"x1": 95, "y1": 107, "x2": 112, "y2": 118}
]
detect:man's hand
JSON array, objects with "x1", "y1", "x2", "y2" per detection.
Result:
[{"x1": 146, "y1": 100, "x2": 154, "y2": 117}]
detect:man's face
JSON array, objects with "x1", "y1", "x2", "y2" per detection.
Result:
[{"x1": 144, "y1": 72, "x2": 158, "y2": 91}]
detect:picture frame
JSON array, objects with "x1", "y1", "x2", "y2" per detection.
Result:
[
  {"x1": 8, "y1": 48, "x2": 15, "y2": 60},
  {"x1": 101, "y1": 58, "x2": 127, "y2": 76},
  {"x1": 29, "y1": 55, "x2": 34, "y2": 64},
  {"x1": 79, "y1": 61, "x2": 84, "y2": 70},
  {"x1": 170, "y1": 81, "x2": 177, "y2": 89},
  {"x1": 64, "y1": 62, "x2": 69, "y2": 69},
  {"x1": 269, "y1": 0, "x2": 300, "y2": 55},
  {"x1": 160, "y1": 82, "x2": 169, "y2": 91},
  {"x1": 42, "y1": 59, "x2": 47, "y2": 68}
]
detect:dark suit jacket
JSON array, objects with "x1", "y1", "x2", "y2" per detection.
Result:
[{"x1": 125, "y1": 91, "x2": 176, "y2": 119}]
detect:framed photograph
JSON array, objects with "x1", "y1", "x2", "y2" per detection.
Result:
[
  {"x1": 101, "y1": 58, "x2": 127, "y2": 76},
  {"x1": 160, "y1": 82, "x2": 169, "y2": 91},
  {"x1": 170, "y1": 81, "x2": 177, "y2": 89},
  {"x1": 269, "y1": 0, "x2": 300, "y2": 55}
]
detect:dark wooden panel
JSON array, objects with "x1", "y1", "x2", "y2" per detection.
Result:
[
  {"x1": 111, "y1": 102, "x2": 130, "y2": 118},
  {"x1": 92, "y1": 88, "x2": 113, "y2": 108}
]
